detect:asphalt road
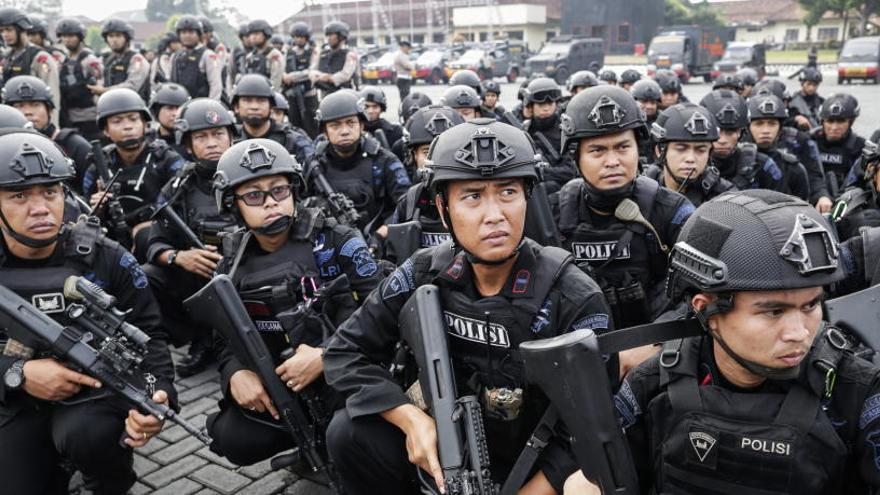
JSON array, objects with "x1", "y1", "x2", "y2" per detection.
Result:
[{"x1": 376, "y1": 67, "x2": 879, "y2": 138}]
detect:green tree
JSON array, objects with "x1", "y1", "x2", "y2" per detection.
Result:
[
  {"x1": 664, "y1": 0, "x2": 723, "y2": 26},
  {"x1": 84, "y1": 25, "x2": 107, "y2": 53}
]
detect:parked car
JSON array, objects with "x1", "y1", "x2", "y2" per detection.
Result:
[
  {"x1": 445, "y1": 47, "x2": 520, "y2": 82},
  {"x1": 838, "y1": 36, "x2": 880, "y2": 84},
  {"x1": 412, "y1": 49, "x2": 449, "y2": 84},
  {"x1": 362, "y1": 51, "x2": 397, "y2": 84},
  {"x1": 711, "y1": 41, "x2": 766, "y2": 81},
  {"x1": 525, "y1": 36, "x2": 604, "y2": 85}
]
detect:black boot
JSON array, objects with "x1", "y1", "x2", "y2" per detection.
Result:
[{"x1": 176, "y1": 338, "x2": 216, "y2": 378}]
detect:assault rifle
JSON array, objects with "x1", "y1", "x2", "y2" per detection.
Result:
[
  {"x1": 308, "y1": 164, "x2": 361, "y2": 227},
  {"x1": 90, "y1": 140, "x2": 132, "y2": 248},
  {"x1": 0, "y1": 277, "x2": 211, "y2": 444}
]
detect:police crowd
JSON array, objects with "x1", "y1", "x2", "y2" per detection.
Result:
[{"x1": 2, "y1": 5, "x2": 880, "y2": 494}]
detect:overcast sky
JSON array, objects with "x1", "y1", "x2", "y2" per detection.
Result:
[{"x1": 63, "y1": 0, "x2": 306, "y2": 24}]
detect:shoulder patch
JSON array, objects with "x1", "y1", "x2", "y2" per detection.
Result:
[
  {"x1": 671, "y1": 202, "x2": 695, "y2": 226},
  {"x1": 36, "y1": 53, "x2": 49, "y2": 64},
  {"x1": 382, "y1": 258, "x2": 416, "y2": 300},
  {"x1": 340, "y1": 236, "x2": 377, "y2": 278},
  {"x1": 572, "y1": 313, "x2": 609, "y2": 332},
  {"x1": 614, "y1": 379, "x2": 642, "y2": 429},
  {"x1": 119, "y1": 251, "x2": 148, "y2": 289},
  {"x1": 861, "y1": 394, "x2": 880, "y2": 429}
]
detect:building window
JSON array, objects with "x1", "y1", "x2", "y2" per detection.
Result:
[
  {"x1": 618, "y1": 24, "x2": 630, "y2": 43},
  {"x1": 433, "y1": 33, "x2": 445, "y2": 43},
  {"x1": 546, "y1": 31, "x2": 556, "y2": 41},
  {"x1": 591, "y1": 25, "x2": 606, "y2": 39},
  {"x1": 817, "y1": 27, "x2": 839, "y2": 41},
  {"x1": 747, "y1": 26, "x2": 762, "y2": 32},
  {"x1": 413, "y1": 34, "x2": 424, "y2": 44},
  {"x1": 363, "y1": 36, "x2": 374, "y2": 45},
  {"x1": 507, "y1": 30, "x2": 524, "y2": 40},
  {"x1": 784, "y1": 28, "x2": 799, "y2": 41}
]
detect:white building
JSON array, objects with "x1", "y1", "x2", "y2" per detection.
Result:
[{"x1": 451, "y1": 3, "x2": 559, "y2": 51}]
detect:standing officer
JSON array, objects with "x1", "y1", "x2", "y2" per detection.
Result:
[
  {"x1": 393, "y1": 40, "x2": 414, "y2": 100},
  {"x1": 229, "y1": 23, "x2": 251, "y2": 92},
  {"x1": 232, "y1": 74, "x2": 313, "y2": 166},
  {"x1": 2, "y1": 75, "x2": 93, "y2": 195},
  {"x1": 699, "y1": 89, "x2": 783, "y2": 191},
  {"x1": 55, "y1": 17, "x2": 103, "y2": 141},
  {"x1": 243, "y1": 20, "x2": 285, "y2": 92},
  {"x1": 150, "y1": 32, "x2": 180, "y2": 87},
  {"x1": 586, "y1": 189, "x2": 880, "y2": 494},
  {"x1": 449, "y1": 69, "x2": 498, "y2": 120},
  {"x1": 282, "y1": 22, "x2": 319, "y2": 139},
  {"x1": 169, "y1": 15, "x2": 224, "y2": 101},
  {"x1": 199, "y1": 16, "x2": 228, "y2": 68},
  {"x1": 747, "y1": 93, "x2": 811, "y2": 201},
  {"x1": 631, "y1": 79, "x2": 663, "y2": 162},
  {"x1": 360, "y1": 86, "x2": 403, "y2": 150},
  {"x1": 310, "y1": 21, "x2": 359, "y2": 97},
  {"x1": 148, "y1": 82, "x2": 191, "y2": 157},
  {"x1": 0, "y1": 130, "x2": 176, "y2": 494},
  {"x1": 643, "y1": 103, "x2": 737, "y2": 207},
  {"x1": 790, "y1": 67, "x2": 824, "y2": 131},
  {"x1": 205, "y1": 138, "x2": 381, "y2": 467},
  {"x1": 521, "y1": 77, "x2": 575, "y2": 194},
  {"x1": 144, "y1": 97, "x2": 239, "y2": 377},
  {"x1": 811, "y1": 93, "x2": 865, "y2": 194},
  {"x1": 83, "y1": 88, "x2": 185, "y2": 260},
  {"x1": 557, "y1": 86, "x2": 695, "y2": 328},
  {"x1": 0, "y1": 8, "x2": 60, "y2": 127},
  {"x1": 308, "y1": 90, "x2": 411, "y2": 233},
  {"x1": 323, "y1": 119, "x2": 614, "y2": 495},
  {"x1": 91, "y1": 19, "x2": 150, "y2": 102}
]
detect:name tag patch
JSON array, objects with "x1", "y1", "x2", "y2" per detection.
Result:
[
  {"x1": 571, "y1": 241, "x2": 630, "y2": 262},
  {"x1": 444, "y1": 311, "x2": 510, "y2": 348},
  {"x1": 32, "y1": 293, "x2": 65, "y2": 314}
]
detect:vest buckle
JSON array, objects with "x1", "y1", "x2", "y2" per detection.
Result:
[{"x1": 659, "y1": 348, "x2": 680, "y2": 368}]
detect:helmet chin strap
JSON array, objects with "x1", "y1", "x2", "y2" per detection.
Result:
[
  {"x1": 117, "y1": 135, "x2": 146, "y2": 150},
  {"x1": 0, "y1": 208, "x2": 58, "y2": 249}
]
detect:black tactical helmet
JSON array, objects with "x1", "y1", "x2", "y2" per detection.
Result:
[
  {"x1": 273, "y1": 92, "x2": 289, "y2": 111},
  {"x1": 270, "y1": 34, "x2": 285, "y2": 46},
  {"x1": 213, "y1": 138, "x2": 305, "y2": 213},
  {"x1": 523, "y1": 77, "x2": 563, "y2": 106},
  {"x1": 449, "y1": 70, "x2": 483, "y2": 96},
  {"x1": 481, "y1": 79, "x2": 501, "y2": 96},
  {"x1": 630, "y1": 79, "x2": 662, "y2": 101},
  {"x1": 323, "y1": 21, "x2": 349, "y2": 40},
  {"x1": 799, "y1": 67, "x2": 823, "y2": 84},
  {"x1": 290, "y1": 22, "x2": 311, "y2": 39},
  {"x1": 565, "y1": 71, "x2": 598, "y2": 93},
  {"x1": 198, "y1": 16, "x2": 214, "y2": 33},
  {"x1": 748, "y1": 94, "x2": 788, "y2": 121},
  {"x1": 315, "y1": 89, "x2": 365, "y2": 124},
  {"x1": 55, "y1": 18, "x2": 86, "y2": 39},
  {"x1": 439, "y1": 85, "x2": 482, "y2": 110},
  {"x1": 752, "y1": 79, "x2": 788, "y2": 101},
  {"x1": 398, "y1": 92, "x2": 432, "y2": 123},
  {"x1": 712, "y1": 72, "x2": 743, "y2": 91},
  {"x1": 651, "y1": 103, "x2": 720, "y2": 143},
  {"x1": 157, "y1": 32, "x2": 179, "y2": 53},
  {"x1": 0, "y1": 7, "x2": 32, "y2": 31},
  {"x1": 669, "y1": 189, "x2": 843, "y2": 294},
  {"x1": 231, "y1": 74, "x2": 275, "y2": 107},
  {"x1": 737, "y1": 67, "x2": 759, "y2": 87},
  {"x1": 96, "y1": 88, "x2": 152, "y2": 128},
  {"x1": 517, "y1": 77, "x2": 531, "y2": 101},
  {"x1": 599, "y1": 69, "x2": 617, "y2": 84},
  {"x1": 237, "y1": 23, "x2": 249, "y2": 38},
  {"x1": 175, "y1": 15, "x2": 203, "y2": 35},
  {"x1": 2, "y1": 76, "x2": 55, "y2": 110},
  {"x1": 149, "y1": 83, "x2": 191, "y2": 115},
  {"x1": 359, "y1": 86, "x2": 387, "y2": 111},
  {"x1": 426, "y1": 119, "x2": 540, "y2": 193},
  {"x1": 699, "y1": 89, "x2": 748, "y2": 129},
  {"x1": 654, "y1": 70, "x2": 682, "y2": 93},
  {"x1": 0, "y1": 104, "x2": 32, "y2": 128},
  {"x1": 101, "y1": 19, "x2": 134, "y2": 40},
  {"x1": 819, "y1": 93, "x2": 860, "y2": 121},
  {"x1": 620, "y1": 69, "x2": 641, "y2": 85},
  {"x1": 403, "y1": 105, "x2": 466, "y2": 148},
  {"x1": 175, "y1": 97, "x2": 237, "y2": 145},
  {"x1": 0, "y1": 130, "x2": 75, "y2": 188},
  {"x1": 26, "y1": 17, "x2": 48, "y2": 39},
  {"x1": 560, "y1": 86, "x2": 648, "y2": 152},
  {"x1": 247, "y1": 19, "x2": 273, "y2": 39}
]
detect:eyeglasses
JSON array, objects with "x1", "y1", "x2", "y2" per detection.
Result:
[{"x1": 235, "y1": 184, "x2": 293, "y2": 206}]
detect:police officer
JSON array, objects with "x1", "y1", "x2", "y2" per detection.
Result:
[
  {"x1": 169, "y1": 15, "x2": 224, "y2": 101},
  {"x1": 713, "y1": 72, "x2": 743, "y2": 93},
  {"x1": 737, "y1": 66, "x2": 759, "y2": 97},
  {"x1": 55, "y1": 17, "x2": 104, "y2": 141},
  {"x1": 557, "y1": 86, "x2": 695, "y2": 328},
  {"x1": 323, "y1": 119, "x2": 614, "y2": 495},
  {"x1": 310, "y1": 21, "x2": 358, "y2": 97},
  {"x1": 378, "y1": 105, "x2": 466, "y2": 262},
  {"x1": 199, "y1": 16, "x2": 228, "y2": 67},
  {"x1": 206, "y1": 138, "x2": 381, "y2": 467},
  {"x1": 229, "y1": 23, "x2": 251, "y2": 94},
  {"x1": 812, "y1": 93, "x2": 865, "y2": 194},
  {"x1": 26, "y1": 17, "x2": 65, "y2": 65},
  {"x1": 148, "y1": 82, "x2": 191, "y2": 157},
  {"x1": 699, "y1": 89, "x2": 783, "y2": 191},
  {"x1": 481, "y1": 78, "x2": 505, "y2": 116},
  {"x1": 393, "y1": 40, "x2": 414, "y2": 100},
  {"x1": 747, "y1": 93, "x2": 811, "y2": 201},
  {"x1": 92, "y1": 19, "x2": 150, "y2": 102},
  {"x1": 83, "y1": 88, "x2": 185, "y2": 260},
  {"x1": 449, "y1": 69, "x2": 497, "y2": 119},
  {"x1": 308, "y1": 90, "x2": 411, "y2": 233},
  {"x1": 522, "y1": 77, "x2": 576, "y2": 194},
  {"x1": 0, "y1": 130, "x2": 176, "y2": 494},
  {"x1": 359, "y1": 85, "x2": 403, "y2": 150},
  {"x1": 2, "y1": 75, "x2": 93, "y2": 195},
  {"x1": 830, "y1": 139, "x2": 880, "y2": 240},
  {"x1": 644, "y1": 103, "x2": 737, "y2": 207},
  {"x1": 619, "y1": 68, "x2": 641, "y2": 91},
  {"x1": 439, "y1": 84, "x2": 484, "y2": 120},
  {"x1": 144, "y1": 97, "x2": 239, "y2": 377},
  {"x1": 243, "y1": 19, "x2": 285, "y2": 92},
  {"x1": 398, "y1": 91, "x2": 432, "y2": 125},
  {"x1": 281, "y1": 21, "x2": 319, "y2": 139},
  {"x1": 151, "y1": 32, "x2": 180, "y2": 87},
  {"x1": 599, "y1": 69, "x2": 617, "y2": 86},
  {"x1": 654, "y1": 69, "x2": 687, "y2": 109},
  {"x1": 269, "y1": 34, "x2": 286, "y2": 53},
  {"x1": 271, "y1": 91, "x2": 290, "y2": 128},
  {"x1": 790, "y1": 67, "x2": 824, "y2": 131},
  {"x1": 566, "y1": 70, "x2": 600, "y2": 96},
  {"x1": 586, "y1": 189, "x2": 880, "y2": 494},
  {"x1": 0, "y1": 8, "x2": 60, "y2": 127},
  {"x1": 631, "y1": 79, "x2": 663, "y2": 162},
  {"x1": 232, "y1": 74, "x2": 313, "y2": 166}
]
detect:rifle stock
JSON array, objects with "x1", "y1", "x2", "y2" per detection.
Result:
[{"x1": 90, "y1": 140, "x2": 131, "y2": 246}]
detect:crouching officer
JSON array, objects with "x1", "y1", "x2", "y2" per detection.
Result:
[
  {"x1": 557, "y1": 86, "x2": 694, "y2": 329},
  {"x1": 811, "y1": 93, "x2": 865, "y2": 195},
  {"x1": 747, "y1": 94, "x2": 811, "y2": 201},
  {"x1": 643, "y1": 103, "x2": 737, "y2": 207},
  {"x1": 323, "y1": 119, "x2": 614, "y2": 495},
  {"x1": 143, "y1": 98, "x2": 239, "y2": 376},
  {"x1": 0, "y1": 130, "x2": 176, "y2": 494},
  {"x1": 522, "y1": 77, "x2": 576, "y2": 194},
  {"x1": 205, "y1": 138, "x2": 381, "y2": 466},
  {"x1": 573, "y1": 189, "x2": 880, "y2": 494}
]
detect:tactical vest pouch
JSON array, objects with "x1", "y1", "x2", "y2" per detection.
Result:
[{"x1": 385, "y1": 221, "x2": 422, "y2": 264}]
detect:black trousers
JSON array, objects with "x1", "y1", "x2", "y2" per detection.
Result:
[
  {"x1": 0, "y1": 396, "x2": 135, "y2": 495},
  {"x1": 206, "y1": 398, "x2": 293, "y2": 466},
  {"x1": 144, "y1": 263, "x2": 212, "y2": 347},
  {"x1": 397, "y1": 78, "x2": 412, "y2": 100}
]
